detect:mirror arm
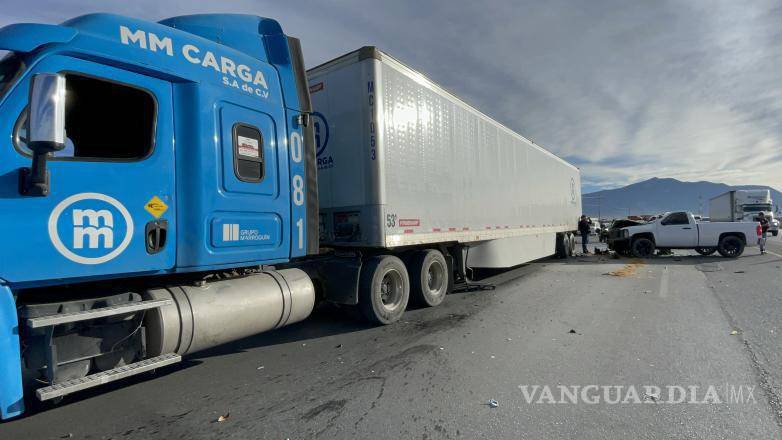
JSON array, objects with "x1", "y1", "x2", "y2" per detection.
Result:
[{"x1": 19, "y1": 144, "x2": 59, "y2": 196}]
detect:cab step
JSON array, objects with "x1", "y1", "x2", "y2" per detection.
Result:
[
  {"x1": 35, "y1": 353, "x2": 182, "y2": 401},
  {"x1": 26, "y1": 298, "x2": 172, "y2": 329}
]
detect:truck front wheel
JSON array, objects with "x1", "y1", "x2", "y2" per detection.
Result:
[
  {"x1": 359, "y1": 255, "x2": 410, "y2": 324},
  {"x1": 717, "y1": 236, "x2": 745, "y2": 258},
  {"x1": 409, "y1": 249, "x2": 449, "y2": 307},
  {"x1": 773, "y1": 231, "x2": 779, "y2": 237},
  {"x1": 631, "y1": 238, "x2": 655, "y2": 258}
]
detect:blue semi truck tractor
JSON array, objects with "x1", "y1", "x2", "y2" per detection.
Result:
[{"x1": 0, "y1": 13, "x2": 323, "y2": 419}]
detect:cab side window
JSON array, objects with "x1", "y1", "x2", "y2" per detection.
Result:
[
  {"x1": 232, "y1": 123, "x2": 264, "y2": 182},
  {"x1": 662, "y1": 212, "x2": 689, "y2": 225},
  {"x1": 15, "y1": 73, "x2": 155, "y2": 160}
]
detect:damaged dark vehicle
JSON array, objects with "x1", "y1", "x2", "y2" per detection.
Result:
[{"x1": 604, "y1": 219, "x2": 644, "y2": 255}]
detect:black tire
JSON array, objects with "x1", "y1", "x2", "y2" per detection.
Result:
[
  {"x1": 555, "y1": 233, "x2": 568, "y2": 259},
  {"x1": 409, "y1": 249, "x2": 449, "y2": 307},
  {"x1": 695, "y1": 247, "x2": 717, "y2": 256},
  {"x1": 773, "y1": 231, "x2": 779, "y2": 237},
  {"x1": 717, "y1": 236, "x2": 745, "y2": 258},
  {"x1": 359, "y1": 255, "x2": 410, "y2": 324},
  {"x1": 631, "y1": 237, "x2": 655, "y2": 258}
]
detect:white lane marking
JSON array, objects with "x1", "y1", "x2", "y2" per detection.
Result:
[
  {"x1": 765, "y1": 250, "x2": 782, "y2": 258},
  {"x1": 659, "y1": 265, "x2": 669, "y2": 298}
]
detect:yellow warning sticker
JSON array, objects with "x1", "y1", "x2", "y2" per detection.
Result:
[{"x1": 144, "y1": 196, "x2": 168, "y2": 219}]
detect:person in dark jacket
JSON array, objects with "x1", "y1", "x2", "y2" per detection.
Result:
[
  {"x1": 578, "y1": 215, "x2": 591, "y2": 254},
  {"x1": 758, "y1": 212, "x2": 769, "y2": 254}
]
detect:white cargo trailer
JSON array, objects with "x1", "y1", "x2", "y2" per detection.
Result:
[
  {"x1": 709, "y1": 189, "x2": 778, "y2": 236},
  {"x1": 307, "y1": 47, "x2": 581, "y2": 271}
]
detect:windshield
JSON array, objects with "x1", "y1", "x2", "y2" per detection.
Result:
[
  {"x1": 743, "y1": 204, "x2": 772, "y2": 212},
  {"x1": 0, "y1": 52, "x2": 23, "y2": 102}
]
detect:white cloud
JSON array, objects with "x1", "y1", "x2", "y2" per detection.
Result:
[{"x1": 1, "y1": 0, "x2": 780, "y2": 192}]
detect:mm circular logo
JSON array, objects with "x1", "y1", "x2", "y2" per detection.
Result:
[
  {"x1": 48, "y1": 193, "x2": 134, "y2": 265},
  {"x1": 312, "y1": 111, "x2": 330, "y2": 157}
]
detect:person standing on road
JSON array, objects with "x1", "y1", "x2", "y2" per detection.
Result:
[
  {"x1": 758, "y1": 212, "x2": 769, "y2": 254},
  {"x1": 578, "y1": 215, "x2": 591, "y2": 254}
]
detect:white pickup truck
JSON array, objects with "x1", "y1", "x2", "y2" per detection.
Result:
[{"x1": 607, "y1": 211, "x2": 760, "y2": 258}]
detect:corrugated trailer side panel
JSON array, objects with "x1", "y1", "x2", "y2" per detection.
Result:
[
  {"x1": 308, "y1": 48, "x2": 581, "y2": 255},
  {"x1": 375, "y1": 51, "x2": 580, "y2": 248}
]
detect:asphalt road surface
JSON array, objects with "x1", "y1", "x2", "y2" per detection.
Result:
[{"x1": 3, "y1": 238, "x2": 782, "y2": 439}]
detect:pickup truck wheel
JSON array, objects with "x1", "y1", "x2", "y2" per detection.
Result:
[
  {"x1": 695, "y1": 247, "x2": 717, "y2": 256},
  {"x1": 359, "y1": 255, "x2": 410, "y2": 324},
  {"x1": 631, "y1": 238, "x2": 655, "y2": 258},
  {"x1": 773, "y1": 231, "x2": 779, "y2": 237},
  {"x1": 409, "y1": 249, "x2": 448, "y2": 307},
  {"x1": 717, "y1": 236, "x2": 745, "y2": 258}
]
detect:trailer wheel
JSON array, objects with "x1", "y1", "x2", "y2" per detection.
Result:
[
  {"x1": 410, "y1": 249, "x2": 449, "y2": 307},
  {"x1": 555, "y1": 233, "x2": 568, "y2": 259},
  {"x1": 695, "y1": 247, "x2": 717, "y2": 256},
  {"x1": 631, "y1": 238, "x2": 655, "y2": 258},
  {"x1": 359, "y1": 255, "x2": 410, "y2": 324},
  {"x1": 567, "y1": 233, "x2": 576, "y2": 257},
  {"x1": 717, "y1": 236, "x2": 744, "y2": 258}
]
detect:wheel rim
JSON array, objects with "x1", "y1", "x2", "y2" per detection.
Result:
[
  {"x1": 724, "y1": 240, "x2": 740, "y2": 256},
  {"x1": 636, "y1": 241, "x2": 652, "y2": 256},
  {"x1": 380, "y1": 269, "x2": 404, "y2": 309},
  {"x1": 426, "y1": 260, "x2": 445, "y2": 296}
]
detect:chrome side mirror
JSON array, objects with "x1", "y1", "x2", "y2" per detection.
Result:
[{"x1": 19, "y1": 73, "x2": 66, "y2": 196}]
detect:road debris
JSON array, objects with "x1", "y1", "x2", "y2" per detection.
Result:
[
  {"x1": 734, "y1": 270, "x2": 745, "y2": 274},
  {"x1": 568, "y1": 329, "x2": 581, "y2": 335},
  {"x1": 335, "y1": 344, "x2": 343, "y2": 348},
  {"x1": 488, "y1": 399, "x2": 499, "y2": 408},
  {"x1": 730, "y1": 330, "x2": 739, "y2": 335},
  {"x1": 256, "y1": 365, "x2": 265, "y2": 370},
  {"x1": 216, "y1": 413, "x2": 230, "y2": 423},
  {"x1": 604, "y1": 261, "x2": 645, "y2": 277},
  {"x1": 643, "y1": 392, "x2": 659, "y2": 402}
]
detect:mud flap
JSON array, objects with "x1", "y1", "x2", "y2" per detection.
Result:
[
  {"x1": 287, "y1": 254, "x2": 362, "y2": 305},
  {"x1": 0, "y1": 285, "x2": 23, "y2": 419}
]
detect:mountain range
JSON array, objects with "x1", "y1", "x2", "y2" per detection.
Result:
[{"x1": 581, "y1": 178, "x2": 782, "y2": 219}]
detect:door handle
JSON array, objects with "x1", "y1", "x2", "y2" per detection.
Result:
[
  {"x1": 682, "y1": 227, "x2": 692, "y2": 230},
  {"x1": 145, "y1": 220, "x2": 168, "y2": 254}
]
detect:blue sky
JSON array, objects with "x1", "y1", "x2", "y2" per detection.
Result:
[{"x1": 2, "y1": 0, "x2": 781, "y2": 193}]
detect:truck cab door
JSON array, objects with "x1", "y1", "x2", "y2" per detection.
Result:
[
  {"x1": 656, "y1": 212, "x2": 697, "y2": 247},
  {"x1": 0, "y1": 55, "x2": 175, "y2": 283}
]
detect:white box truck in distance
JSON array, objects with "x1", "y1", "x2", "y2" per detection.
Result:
[
  {"x1": 709, "y1": 190, "x2": 779, "y2": 236},
  {"x1": 303, "y1": 47, "x2": 581, "y2": 324}
]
